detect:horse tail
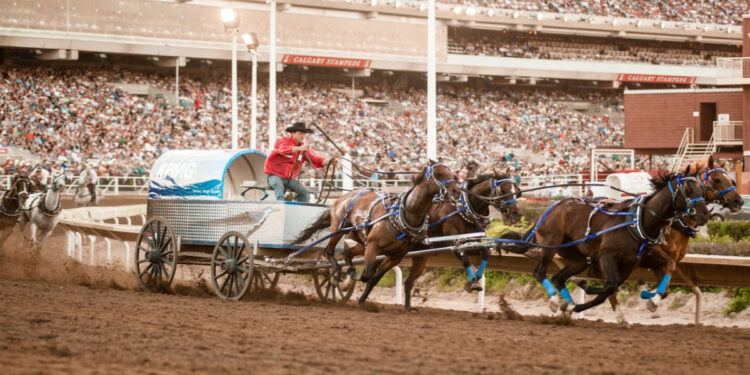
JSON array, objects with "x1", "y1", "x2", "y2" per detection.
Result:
[
  {"x1": 293, "y1": 210, "x2": 331, "y2": 245},
  {"x1": 496, "y1": 227, "x2": 535, "y2": 254}
]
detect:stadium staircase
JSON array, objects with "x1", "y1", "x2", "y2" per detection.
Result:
[{"x1": 670, "y1": 128, "x2": 716, "y2": 172}]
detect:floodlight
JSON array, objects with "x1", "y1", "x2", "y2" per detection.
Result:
[
  {"x1": 242, "y1": 32, "x2": 259, "y2": 51},
  {"x1": 221, "y1": 8, "x2": 239, "y2": 31}
]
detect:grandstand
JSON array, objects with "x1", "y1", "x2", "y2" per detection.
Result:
[{"x1": 0, "y1": 0, "x2": 748, "y2": 189}]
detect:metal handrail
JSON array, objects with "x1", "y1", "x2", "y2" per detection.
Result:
[{"x1": 670, "y1": 127, "x2": 693, "y2": 172}]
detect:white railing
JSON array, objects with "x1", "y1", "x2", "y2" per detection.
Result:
[
  {"x1": 0, "y1": 175, "x2": 149, "y2": 195},
  {"x1": 713, "y1": 121, "x2": 743, "y2": 145},
  {"x1": 717, "y1": 57, "x2": 750, "y2": 79},
  {"x1": 670, "y1": 127, "x2": 693, "y2": 172}
]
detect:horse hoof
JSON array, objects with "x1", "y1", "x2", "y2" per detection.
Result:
[
  {"x1": 339, "y1": 276, "x2": 354, "y2": 292},
  {"x1": 406, "y1": 307, "x2": 419, "y2": 313},
  {"x1": 548, "y1": 295, "x2": 560, "y2": 313},
  {"x1": 463, "y1": 282, "x2": 474, "y2": 294},
  {"x1": 646, "y1": 299, "x2": 658, "y2": 313},
  {"x1": 470, "y1": 280, "x2": 483, "y2": 292}
]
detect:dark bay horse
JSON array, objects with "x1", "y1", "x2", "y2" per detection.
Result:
[
  {"x1": 502, "y1": 168, "x2": 709, "y2": 314},
  {"x1": 605, "y1": 157, "x2": 742, "y2": 323},
  {"x1": 403, "y1": 170, "x2": 522, "y2": 311},
  {"x1": 0, "y1": 174, "x2": 31, "y2": 249},
  {"x1": 294, "y1": 163, "x2": 460, "y2": 306}
]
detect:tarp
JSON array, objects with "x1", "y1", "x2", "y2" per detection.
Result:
[{"x1": 148, "y1": 149, "x2": 266, "y2": 200}]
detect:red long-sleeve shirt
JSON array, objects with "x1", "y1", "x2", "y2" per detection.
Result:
[{"x1": 263, "y1": 136, "x2": 325, "y2": 179}]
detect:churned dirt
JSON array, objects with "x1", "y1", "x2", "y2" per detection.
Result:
[{"x1": 1, "y1": 196, "x2": 749, "y2": 374}]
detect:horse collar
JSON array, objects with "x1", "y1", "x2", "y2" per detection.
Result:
[
  {"x1": 389, "y1": 189, "x2": 430, "y2": 243},
  {"x1": 458, "y1": 188, "x2": 490, "y2": 229}
]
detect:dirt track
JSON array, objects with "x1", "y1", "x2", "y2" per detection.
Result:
[{"x1": 1, "y1": 197, "x2": 749, "y2": 374}]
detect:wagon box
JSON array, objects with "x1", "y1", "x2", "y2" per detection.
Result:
[{"x1": 137, "y1": 149, "x2": 347, "y2": 301}]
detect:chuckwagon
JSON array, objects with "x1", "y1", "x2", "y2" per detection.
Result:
[{"x1": 135, "y1": 149, "x2": 352, "y2": 302}]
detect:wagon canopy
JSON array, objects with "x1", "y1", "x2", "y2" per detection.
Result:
[{"x1": 149, "y1": 149, "x2": 267, "y2": 200}]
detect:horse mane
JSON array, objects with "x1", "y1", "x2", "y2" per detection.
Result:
[
  {"x1": 650, "y1": 172, "x2": 676, "y2": 191},
  {"x1": 466, "y1": 173, "x2": 494, "y2": 189},
  {"x1": 412, "y1": 166, "x2": 427, "y2": 186},
  {"x1": 681, "y1": 159, "x2": 707, "y2": 173}
]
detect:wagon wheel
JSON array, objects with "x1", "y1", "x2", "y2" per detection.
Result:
[
  {"x1": 250, "y1": 268, "x2": 280, "y2": 293},
  {"x1": 312, "y1": 253, "x2": 355, "y2": 304},
  {"x1": 211, "y1": 231, "x2": 254, "y2": 300},
  {"x1": 134, "y1": 216, "x2": 178, "y2": 292}
]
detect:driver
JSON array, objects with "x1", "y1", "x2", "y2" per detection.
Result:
[
  {"x1": 263, "y1": 122, "x2": 335, "y2": 203},
  {"x1": 29, "y1": 164, "x2": 50, "y2": 193}
]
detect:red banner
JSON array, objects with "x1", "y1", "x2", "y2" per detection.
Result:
[
  {"x1": 0, "y1": 148, "x2": 7, "y2": 155},
  {"x1": 617, "y1": 73, "x2": 696, "y2": 85},
  {"x1": 282, "y1": 54, "x2": 372, "y2": 69}
]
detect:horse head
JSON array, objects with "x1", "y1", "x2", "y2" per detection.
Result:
[
  {"x1": 667, "y1": 165, "x2": 710, "y2": 227},
  {"x1": 50, "y1": 172, "x2": 67, "y2": 193},
  {"x1": 417, "y1": 162, "x2": 460, "y2": 202},
  {"x1": 489, "y1": 167, "x2": 522, "y2": 225},
  {"x1": 694, "y1": 156, "x2": 743, "y2": 213},
  {"x1": 11, "y1": 174, "x2": 31, "y2": 206}
]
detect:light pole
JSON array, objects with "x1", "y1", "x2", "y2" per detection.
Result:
[
  {"x1": 221, "y1": 8, "x2": 240, "y2": 150},
  {"x1": 268, "y1": 0, "x2": 277, "y2": 151},
  {"x1": 426, "y1": 0, "x2": 437, "y2": 160},
  {"x1": 242, "y1": 33, "x2": 259, "y2": 150}
]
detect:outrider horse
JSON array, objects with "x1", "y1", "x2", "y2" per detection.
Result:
[
  {"x1": 605, "y1": 157, "x2": 742, "y2": 323},
  {"x1": 502, "y1": 167, "x2": 709, "y2": 314},
  {"x1": 403, "y1": 169, "x2": 522, "y2": 311},
  {"x1": 0, "y1": 174, "x2": 31, "y2": 249},
  {"x1": 294, "y1": 163, "x2": 460, "y2": 306}
]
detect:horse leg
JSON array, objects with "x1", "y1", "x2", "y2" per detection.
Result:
[
  {"x1": 549, "y1": 259, "x2": 588, "y2": 313},
  {"x1": 323, "y1": 233, "x2": 345, "y2": 284},
  {"x1": 358, "y1": 255, "x2": 402, "y2": 307},
  {"x1": 339, "y1": 243, "x2": 364, "y2": 292},
  {"x1": 404, "y1": 256, "x2": 427, "y2": 311},
  {"x1": 573, "y1": 254, "x2": 620, "y2": 313},
  {"x1": 639, "y1": 247, "x2": 675, "y2": 312},
  {"x1": 358, "y1": 242, "x2": 379, "y2": 283},
  {"x1": 531, "y1": 248, "x2": 560, "y2": 311},
  {"x1": 453, "y1": 250, "x2": 479, "y2": 293}
]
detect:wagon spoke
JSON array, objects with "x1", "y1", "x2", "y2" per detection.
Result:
[
  {"x1": 217, "y1": 245, "x2": 230, "y2": 260},
  {"x1": 237, "y1": 266, "x2": 249, "y2": 274},
  {"x1": 215, "y1": 269, "x2": 228, "y2": 279},
  {"x1": 233, "y1": 236, "x2": 239, "y2": 259},
  {"x1": 160, "y1": 263, "x2": 170, "y2": 280},
  {"x1": 140, "y1": 263, "x2": 154, "y2": 279},
  {"x1": 138, "y1": 259, "x2": 150, "y2": 264},
  {"x1": 220, "y1": 273, "x2": 232, "y2": 294},
  {"x1": 238, "y1": 273, "x2": 247, "y2": 289},
  {"x1": 158, "y1": 224, "x2": 167, "y2": 250},
  {"x1": 159, "y1": 236, "x2": 172, "y2": 253},
  {"x1": 234, "y1": 275, "x2": 241, "y2": 297},
  {"x1": 236, "y1": 256, "x2": 249, "y2": 265}
]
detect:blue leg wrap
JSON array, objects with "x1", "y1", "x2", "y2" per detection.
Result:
[
  {"x1": 466, "y1": 267, "x2": 476, "y2": 283},
  {"x1": 656, "y1": 274, "x2": 671, "y2": 294},
  {"x1": 475, "y1": 260, "x2": 487, "y2": 280},
  {"x1": 542, "y1": 278, "x2": 558, "y2": 297},
  {"x1": 560, "y1": 288, "x2": 574, "y2": 304},
  {"x1": 640, "y1": 290, "x2": 656, "y2": 299},
  {"x1": 641, "y1": 274, "x2": 671, "y2": 299}
]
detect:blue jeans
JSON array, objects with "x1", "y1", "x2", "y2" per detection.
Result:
[{"x1": 267, "y1": 174, "x2": 310, "y2": 203}]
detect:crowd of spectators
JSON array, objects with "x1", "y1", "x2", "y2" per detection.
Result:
[
  {"x1": 449, "y1": 28, "x2": 742, "y2": 66},
  {"x1": 353, "y1": 0, "x2": 747, "y2": 26},
  {"x1": 1, "y1": 64, "x2": 627, "y2": 180}
]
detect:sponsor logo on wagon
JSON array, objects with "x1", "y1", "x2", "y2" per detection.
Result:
[
  {"x1": 282, "y1": 54, "x2": 372, "y2": 69},
  {"x1": 617, "y1": 74, "x2": 696, "y2": 85}
]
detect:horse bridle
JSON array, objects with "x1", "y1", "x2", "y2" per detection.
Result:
[
  {"x1": 667, "y1": 174, "x2": 705, "y2": 218},
  {"x1": 488, "y1": 178, "x2": 522, "y2": 215},
  {"x1": 425, "y1": 163, "x2": 459, "y2": 202},
  {"x1": 50, "y1": 173, "x2": 66, "y2": 193},
  {"x1": 698, "y1": 167, "x2": 736, "y2": 203}
]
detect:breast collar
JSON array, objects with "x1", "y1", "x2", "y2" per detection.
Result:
[{"x1": 457, "y1": 185, "x2": 490, "y2": 229}]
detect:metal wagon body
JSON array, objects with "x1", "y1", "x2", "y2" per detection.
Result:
[{"x1": 135, "y1": 149, "x2": 350, "y2": 301}]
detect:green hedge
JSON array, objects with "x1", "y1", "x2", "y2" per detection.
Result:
[{"x1": 707, "y1": 220, "x2": 750, "y2": 242}]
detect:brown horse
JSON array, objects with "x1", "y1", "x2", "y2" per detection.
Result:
[
  {"x1": 0, "y1": 174, "x2": 31, "y2": 249},
  {"x1": 605, "y1": 157, "x2": 742, "y2": 323},
  {"x1": 403, "y1": 170, "x2": 522, "y2": 311},
  {"x1": 502, "y1": 167, "x2": 710, "y2": 314},
  {"x1": 294, "y1": 163, "x2": 460, "y2": 306}
]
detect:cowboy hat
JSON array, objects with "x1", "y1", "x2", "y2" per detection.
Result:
[{"x1": 285, "y1": 122, "x2": 313, "y2": 134}]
